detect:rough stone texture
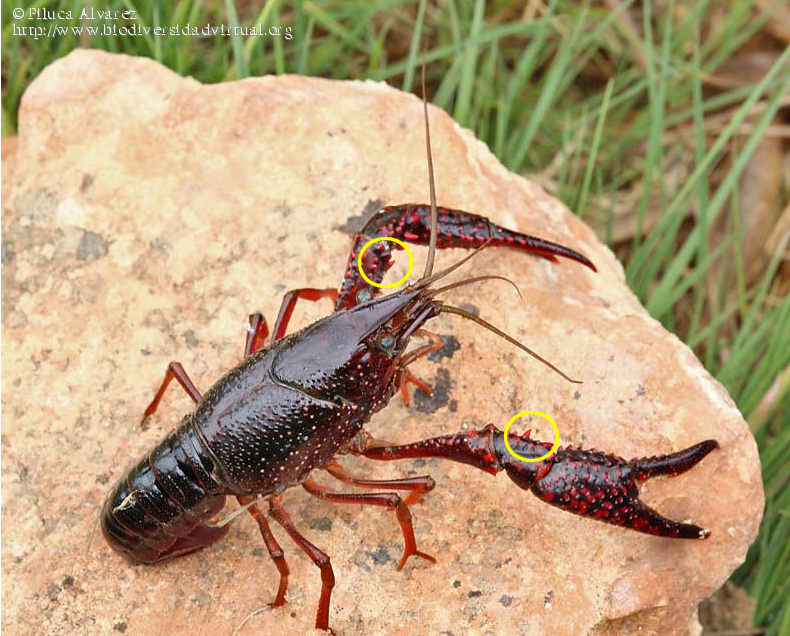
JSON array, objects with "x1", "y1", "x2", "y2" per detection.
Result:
[{"x1": 1, "y1": 51, "x2": 763, "y2": 636}]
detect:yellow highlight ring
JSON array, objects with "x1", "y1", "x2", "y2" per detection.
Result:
[
  {"x1": 503, "y1": 411, "x2": 560, "y2": 463},
  {"x1": 357, "y1": 237, "x2": 414, "y2": 289}
]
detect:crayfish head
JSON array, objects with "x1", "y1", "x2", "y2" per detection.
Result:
[
  {"x1": 271, "y1": 287, "x2": 439, "y2": 406},
  {"x1": 343, "y1": 287, "x2": 441, "y2": 403}
]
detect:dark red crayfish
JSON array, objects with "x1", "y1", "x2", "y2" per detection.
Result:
[{"x1": 101, "y1": 100, "x2": 718, "y2": 633}]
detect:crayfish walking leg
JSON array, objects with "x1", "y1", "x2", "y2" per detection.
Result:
[
  {"x1": 324, "y1": 461, "x2": 436, "y2": 505},
  {"x1": 359, "y1": 425, "x2": 719, "y2": 539},
  {"x1": 238, "y1": 495, "x2": 290, "y2": 606},
  {"x1": 269, "y1": 497, "x2": 336, "y2": 632},
  {"x1": 140, "y1": 309, "x2": 273, "y2": 428},
  {"x1": 302, "y1": 477, "x2": 436, "y2": 570}
]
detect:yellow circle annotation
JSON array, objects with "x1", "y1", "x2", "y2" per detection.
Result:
[
  {"x1": 357, "y1": 237, "x2": 414, "y2": 289},
  {"x1": 503, "y1": 411, "x2": 560, "y2": 463}
]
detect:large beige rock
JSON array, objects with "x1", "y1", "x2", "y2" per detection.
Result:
[{"x1": 1, "y1": 51, "x2": 762, "y2": 636}]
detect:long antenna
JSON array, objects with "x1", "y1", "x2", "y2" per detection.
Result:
[
  {"x1": 417, "y1": 237, "x2": 492, "y2": 289},
  {"x1": 440, "y1": 305, "x2": 582, "y2": 384},
  {"x1": 429, "y1": 275, "x2": 523, "y2": 300},
  {"x1": 421, "y1": 59, "x2": 438, "y2": 279}
]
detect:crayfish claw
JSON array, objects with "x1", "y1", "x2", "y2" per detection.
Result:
[
  {"x1": 526, "y1": 443, "x2": 718, "y2": 539},
  {"x1": 630, "y1": 439, "x2": 720, "y2": 481}
]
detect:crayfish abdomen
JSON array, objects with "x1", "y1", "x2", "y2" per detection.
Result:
[{"x1": 101, "y1": 419, "x2": 228, "y2": 564}]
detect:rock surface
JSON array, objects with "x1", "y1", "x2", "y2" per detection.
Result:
[{"x1": 1, "y1": 50, "x2": 763, "y2": 636}]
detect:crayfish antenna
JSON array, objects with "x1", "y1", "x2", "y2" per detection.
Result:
[
  {"x1": 420, "y1": 55, "x2": 438, "y2": 280},
  {"x1": 416, "y1": 237, "x2": 493, "y2": 290},
  {"x1": 439, "y1": 304, "x2": 581, "y2": 384},
  {"x1": 429, "y1": 275, "x2": 523, "y2": 300}
]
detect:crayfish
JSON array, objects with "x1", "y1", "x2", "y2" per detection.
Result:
[{"x1": 101, "y1": 79, "x2": 718, "y2": 633}]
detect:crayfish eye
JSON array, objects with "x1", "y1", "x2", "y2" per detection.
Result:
[{"x1": 376, "y1": 332, "x2": 397, "y2": 352}]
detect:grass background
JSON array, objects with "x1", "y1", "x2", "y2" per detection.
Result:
[{"x1": 2, "y1": 1, "x2": 788, "y2": 634}]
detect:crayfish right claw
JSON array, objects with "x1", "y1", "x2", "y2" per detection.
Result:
[
  {"x1": 360, "y1": 426, "x2": 719, "y2": 541},
  {"x1": 521, "y1": 440, "x2": 720, "y2": 539}
]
